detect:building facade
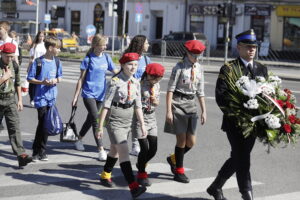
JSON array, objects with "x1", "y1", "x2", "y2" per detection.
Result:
[{"x1": 0, "y1": 0, "x2": 299, "y2": 53}]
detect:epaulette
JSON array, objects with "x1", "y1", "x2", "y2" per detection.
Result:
[{"x1": 111, "y1": 76, "x2": 120, "y2": 85}]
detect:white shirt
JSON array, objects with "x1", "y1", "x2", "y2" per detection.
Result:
[
  {"x1": 0, "y1": 36, "x2": 19, "y2": 56},
  {"x1": 30, "y1": 42, "x2": 46, "y2": 59},
  {"x1": 240, "y1": 57, "x2": 253, "y2": 69}
]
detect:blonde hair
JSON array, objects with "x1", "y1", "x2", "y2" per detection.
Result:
[
  {"x1": 0, "y1": 21, "x2": 10, "y2": 32},
  {"x1": 86, "y1": 34, "x2": 107, "y2": 55},
  {"x1": 44, "y1": 36, "x2": 61, "y2": 49}
]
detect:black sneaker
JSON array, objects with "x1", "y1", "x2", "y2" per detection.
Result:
[
  {"x1": 207, "y1": 186, "x2": 227, "y2": 200},
  {"x1": 18, "y1": 154, "x2": 32, "y2": 167},
  {"x1": 137, "y1": 177, "x2": 152, "y2": 187},
  {"x1": 39, "y1": 154, "x2": 48, "y2": 161},
  {"x1": 131, "y1": 185, "x2": 147, "y2": 199},
  {"x1": 166, "y1": 156, "x2": 176, "y2": 175},
  {"x1": 174, "y1": 173, "x2": 190, "y2": 183},
  {"x1": 100, "y1": 178, "x2": 114, "y2": 188}
]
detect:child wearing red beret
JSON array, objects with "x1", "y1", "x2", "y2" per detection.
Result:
[
  {"x1": 97, "y1": 52, "x2": 147, "y2": 198},
  {"x1": 134, "y1": 63, "x2": 165, "y2": 186},
  {"x1": 164, "y1": 40, "x2": 207, "y2": 183}
]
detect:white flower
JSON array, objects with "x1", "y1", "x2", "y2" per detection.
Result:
[
  {"x1": 278, "y1": 89, "x2": 287, "y2": 97},
  {"x1": 286, "y1": 108, "x2": 296, "y2": 116},
  {"x1": 265, "y1": 114, "x2": 281, "y2": 129},
  {"x1": 241, "y1": 80, "x2": 262, "y2": 98},
  {"x1": 261, "y1": 84, "x2": 275, "y2": 95},
  {"x1": 236, "y1": 76, "x2": 250, "y2": 88},
  {"x1": 268, "y1": 75, "x2": 282, "y2": 87},
  {"x1": 243, "y1": 98, "x2": 259, "y2": 109}
]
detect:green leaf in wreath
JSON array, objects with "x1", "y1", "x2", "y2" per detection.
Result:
[{"x1": 266, "y1": 129, "x2": 279, "y2": 141}]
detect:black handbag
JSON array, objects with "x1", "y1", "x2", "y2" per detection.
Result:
[{"x1": 61, "y1": 106, "x2": 79, "y2": 142}]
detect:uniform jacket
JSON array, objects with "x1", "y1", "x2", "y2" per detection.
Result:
[
  {"x1": 215, "y1": 57, "x2": 268, "y2": 132},
  {"x1": 0, "y1": 59, "x2": 20, "y2": 95}
]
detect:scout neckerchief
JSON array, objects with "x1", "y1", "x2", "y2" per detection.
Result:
[
  {"x1": 190, "y1": 64, "x2": 196, "y2": 89},
  {"x1": 148, "y1": 84, "x2": 155, "y2": 111},
  {"x1": 127, "y1": 80, "x2": 131, "y2": 101}
]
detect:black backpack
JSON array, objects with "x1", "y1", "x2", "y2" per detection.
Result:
[{"x1": 28, "y1": 56, "x2": 60, "y2": 99}]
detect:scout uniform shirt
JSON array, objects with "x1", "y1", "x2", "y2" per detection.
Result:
[
  {"x1": 141, "y1": 79, "x2": 160, "y2": 113},
  {"x1": 0, "y1": 59, "x2": 20, "y2": 95},
  {"x1": 168, "y1": 57, "x2": 205, "y2": 97}
]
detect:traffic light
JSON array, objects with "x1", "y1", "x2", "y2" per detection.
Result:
[
  {"x1": 113, "y1": 0, "x2": 124, "y2": 16},
  {"x1": 217, "y1": 4, "x2": 225, "y2": 16}
]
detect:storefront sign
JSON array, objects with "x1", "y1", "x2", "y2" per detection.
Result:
[
  {"x1": 190, "y1": 4, "x2": 220, "y2": 16},
  {"x1": 276, "y1": 5, "x2": 300, "y2": 17},
  {"x1": 244, "y1": 4, "x2": 271, "y2": 16}
]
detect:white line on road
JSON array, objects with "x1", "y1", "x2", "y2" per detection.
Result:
[{"x1": 256, "y1": 192, "x2": 300, "y2": 200}]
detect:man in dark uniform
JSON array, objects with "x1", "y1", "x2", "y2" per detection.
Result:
[
  {"x1": 207, "y1": 29, "x2": 268, "y2": 200},
  {"x1": 0, "y1": 43, "x2": 32, "y2": 168}
]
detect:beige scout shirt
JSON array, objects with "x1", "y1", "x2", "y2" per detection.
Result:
[
  {"x1": 140, "y1": 79, "x2": 160, "y2": 112},
  {"x1": 0, "y1": 59, "x2": 20, "y2": 94},
  {"x1": 103, "y1": 71, "x2": 142, "y2": 109},
  {"x1": 167, "y1": 58, "x2": 205, "y2": 97}
]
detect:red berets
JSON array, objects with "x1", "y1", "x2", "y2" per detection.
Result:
[
  {"x1": 184, "y1": 40, "x2": 206, "y2": 54},
  {"x1": 119, "y1": 52, "x2": 140, "y2": 64},
  {"x1": 0, "y1": 43, "x2": 16, "y2": 54},
  {"x1": 145, "y1": 63, "x2": 165, "y2": 77}
]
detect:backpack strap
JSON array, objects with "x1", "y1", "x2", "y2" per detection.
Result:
[
  {"x1": 54, "y1": 56, "x2": 60, "y2": 77},
  {"x1": 144, "y1": 55, "x2": 148, "y2": 66},
  {"x1": 35, "y1": 56, "x2": 43, "y2": 78},
  {"x1": 12, "y1": 61, "x2": 19, "y2": 74}
]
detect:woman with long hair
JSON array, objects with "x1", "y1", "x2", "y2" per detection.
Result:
[{"x1": 72, "y1": 34, "x2": 118, "y2": 161}]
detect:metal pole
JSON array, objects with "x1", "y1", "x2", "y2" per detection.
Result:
[
  {"x1": 121, "y1": 0, "x2": 127, "y2": 53},
  {"x1": 45, "y1": 0, "x2": 49, "y2": 31},
  {"x1": 112, "y1": 10, "x2": 116, "y2": 56},
  {"x1": 224, "y1": 18, "x2": 229, "y2": 63},
  {"x1": 35, "y1": 0, "x2": 39, "y2": 34}
]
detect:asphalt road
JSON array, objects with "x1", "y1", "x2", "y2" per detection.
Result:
[{"x1": 0, "y1": 59, "x2": 299, "y2": 200}]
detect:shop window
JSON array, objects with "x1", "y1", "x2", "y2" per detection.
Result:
[
  {"x1": 283, "y1": 17, "x2": 300, "y2": 51},
  {"x1": 190, "y1": 15, "x2": 204, "y2": 33},
  {"x1": 71, "y1": 11, "x2": 80, "y2": 35}
]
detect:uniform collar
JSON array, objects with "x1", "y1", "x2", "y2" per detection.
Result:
[
  {"x1": 119, "y1": 71, "x2": 133, "y2": 82},
  {"x1": 183, "y1": 57, "x2": 193, "y2": 67},
  {"x1": 240, "y1": 57, "x2": 254, "y2": 68}
]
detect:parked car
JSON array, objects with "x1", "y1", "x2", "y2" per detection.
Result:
[
  {"x1": 45, "y1": 28, "x2": 78, "y2": 53},
  {"x1": 151, "y1": 32, "x2": 207, "y2": 57}
]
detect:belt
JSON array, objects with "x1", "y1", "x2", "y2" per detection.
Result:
[
  {"x1": 143, "y1": 108, "x2": 155, "y2": 115},
  {"x1": 173, "y1": 91, "x2": 195, "y2": 100},
  {"x1": 0, "y1": 92, "x2": 14, "y2": 99},
  {"x1": 112, "y1": 102, "x2": 134, "y2": 109}
]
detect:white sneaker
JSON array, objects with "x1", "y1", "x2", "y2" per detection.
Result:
[
  {"x1": 30, "y1": 101, "x2": 35, "y2": 106},
  {"x1": 130, "y1": 144, "x2": 140, "y2": 156},
  {"x1": 98, "y1": 150, "x2": 107, "y2": 161},
  {"x1": 74, "y1": 140, "x2": 85, "y2": 151}
]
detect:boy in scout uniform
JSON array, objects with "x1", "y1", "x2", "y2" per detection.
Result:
[
  {"x1": 135, "y1": 63, "x2": 165, "y2": 187},
  {"x1": 0, "y1": 43, "x2": 32, "y2": 168},
  {"x1": 97, "y1": 53, "x2": 147, "y2": 199},
  {"x1": 164, "y1": 40, "x2": 207, "y2": 183},
  {"x1": 207, "y1": 29, "x2": 268, "y2": 200}
]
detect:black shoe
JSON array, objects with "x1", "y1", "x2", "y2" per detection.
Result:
[
  {"x1": 166, "y1": 156, "x2": 176, "y2": 175},
  {"x1": 173, "y1": 173, "x2": 190, "y2": 183},
  {"x1": 207, "y1": 186, "x2": 227, "y2": 200},
  {"x1": 242, "y1": 191, "x2": 253, "y2": 200},
  {"x1": 137, "y1": 177, "x2": 152, "y2": 187},
  {"x1": 39, "y1": 154, "x2": 48, "y2": 161},
  {"x1": 131, "y1": 185, "x2": 147, "y2": 199},
  {"x1": 32, "y1": 154, "x2": 40, "y2": 162},
  {"x1": 100, "y1": 178, "x2": 114, "y2": 188},
  {"x1": 18, "y1": 154, "x2": 32, "y2": 167}
]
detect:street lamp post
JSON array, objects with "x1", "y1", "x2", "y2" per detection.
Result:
[{"x1": 35, "y1": 0, "x2": 40, "y2": 34}]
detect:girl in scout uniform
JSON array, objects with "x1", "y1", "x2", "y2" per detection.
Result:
[
  {"x1": 97, "y1": 53, "x2": 147, "y2": 199},
  {"x1": 72, "y1": 34, "x2": 118, "y2": 161},
  {"x1": 164, "y1": 40, "x2": 207, "y2": 183},
  {"x1": 135, "y1": 63, "x2": 165, "y2": 187},
  {"x1": 124, "y1": 35, "x2": 151, "y2": 156}
]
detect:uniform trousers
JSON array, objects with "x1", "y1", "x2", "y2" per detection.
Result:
[
  {"x1": 0, "y1": 95, "x2": 25, "y2": 156},
  {"x1": 32, "y1": 106, "x2": 49, "y2": 155},
  {"x1": 218, "y1": 129, "x2": 256, "y2": 193}
]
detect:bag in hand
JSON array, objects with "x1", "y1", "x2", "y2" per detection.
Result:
[
  {"x1": 61, "y1": 106, "x2": 79, "y2": 142},
  {"x1": 44, "y1": 105, "x2": 63, "y2": 136}
]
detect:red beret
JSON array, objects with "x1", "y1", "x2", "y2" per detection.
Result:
[
  {"x1": 145, "y1": 63, "x2": 165, "y2": 77},
  {"x1": 0, "y1": 43, "x2": 16, "y2": 54},
  {"x1": 119, "y1": 53, "x2": 140, "y2": 64},
  {"x1": 184, "y1": 40, "x2": 206, "y2": 54}
]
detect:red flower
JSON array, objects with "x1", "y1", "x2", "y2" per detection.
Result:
[
  {"x1": 284, "y1": 88, "x2": 292, "y2": 94},
  {"x1": 277, "y1": 100, "x2": 284, "y2": 107},
  {"x1": 289, "y1": 115, "x2": 296, "y2": 124},
  {"x1": 285, "y1": 101, "x2": 295, "y2": 109},
  {"x1": 296, "y1": 118, "x2": 300, "y2": 125},
  {"x1": 283, "y1": 124, "x2": 292, "y2": 133}
]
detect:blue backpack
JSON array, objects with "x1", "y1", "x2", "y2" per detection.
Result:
[{"x1": 44, "y1": 105, "x2": 63, "y2": 136}]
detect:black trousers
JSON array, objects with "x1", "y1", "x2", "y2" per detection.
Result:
[
  {"x1": 32, "y1": 106, "x2": 49, "y2": 155},
  {"x1": 79, "y1": 98, "x2": 103, "y2": 147},
  {"x1": 217, "y1": 130, "x2": 256, "y2": 193}
]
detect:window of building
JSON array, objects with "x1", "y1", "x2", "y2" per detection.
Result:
[
  {"x1": 283, "y1": 17, "x2": 300, "y2": 51},
  {"x1": 71, "y1": 11, "x2": 80, "y2": 35},
  {"x1": 190, "y1": 15, "x2": 204, "y2": 33}
]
